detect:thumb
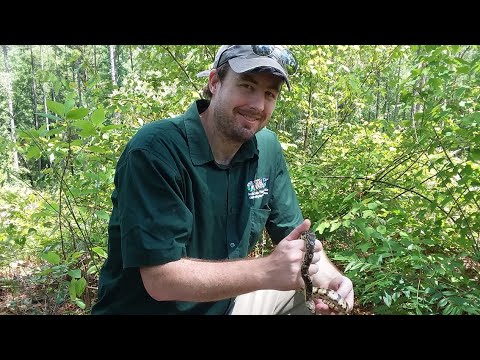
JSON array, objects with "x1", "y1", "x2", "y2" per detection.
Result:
[{"x1": 285, "y1": 219, "x2": 311, "y2": 241}]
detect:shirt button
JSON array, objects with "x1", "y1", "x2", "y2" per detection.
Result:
[{"x1": 230, "y1": 243, "x2": 235, "y2": 248}]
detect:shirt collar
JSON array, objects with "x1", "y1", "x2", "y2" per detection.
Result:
[{"x1": 185, "y1": 100, "x2": 259, "y2": 166}]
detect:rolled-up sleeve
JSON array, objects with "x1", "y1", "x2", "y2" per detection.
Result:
[{"x1": 116, "y1": 148, "x2": 192, "y2": 268}]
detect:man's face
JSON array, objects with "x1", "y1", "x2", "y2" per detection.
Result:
[{"x1": 209, "y1": 69, "x2": 283, "y2": 144}]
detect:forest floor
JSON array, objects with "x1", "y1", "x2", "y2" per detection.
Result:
[
  {"x1": 0, "y1": 260, "x2": 86, "y2": 315},
  {"x1": 0, "y1": 258, "x2": 374, "y2": 315}
]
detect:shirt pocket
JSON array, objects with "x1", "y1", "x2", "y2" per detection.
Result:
[{"x1": 248, "y1": 205, "x2": 271, "y2": 252}]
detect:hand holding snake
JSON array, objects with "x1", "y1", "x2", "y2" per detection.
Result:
[
  {"x1": 300, "y1": 230, "x2": 352, "y2": 315},
  {"x1": 270, "y1": 219, "x2": 353, "y2": 314}
]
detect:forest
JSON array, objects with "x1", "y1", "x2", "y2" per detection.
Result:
[{"x1": 0, "y1": 45, "x2": 479, "y2": 315}]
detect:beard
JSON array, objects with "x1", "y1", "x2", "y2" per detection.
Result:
[{"x1": 212, "y1": 103, "x2": 263, "y2": 144}]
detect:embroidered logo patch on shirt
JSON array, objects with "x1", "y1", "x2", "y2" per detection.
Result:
[{"x1": 247, "y1": 178, "x2": 269, "y2": 199}]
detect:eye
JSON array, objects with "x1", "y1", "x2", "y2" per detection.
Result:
[
  {"x1": 266, "y1": 91, "x2": 277, "y2": 100},
  {"x1": 239, "y1": 83, "x2": 255, "y2": 92}
]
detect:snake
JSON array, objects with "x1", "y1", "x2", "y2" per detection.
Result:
[{"x1": 300, "y1": 231, "x2": 350, "y2": 315}]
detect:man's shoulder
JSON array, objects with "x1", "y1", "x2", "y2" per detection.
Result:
[
  {"x1": 130, "y1": 116, "x2": 185, "y2": 148},
  {"x1": 141, "y1": 115, "x2": 184, "y2": 133},
  {"x1": 255, "y1": 128, "x2": 281, "y2": 150},
  {"x1": 256, "y1": 127, "x2": 279, "y2": 142}
]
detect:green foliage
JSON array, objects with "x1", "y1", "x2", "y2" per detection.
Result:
[
  {"x1": 0, "y1": 185, "x2": 49, "y2": 266},
  {"x1": 11, "y1": 89, "x2": 124, "y2": 309},
  {"x1": 2, "y1": 45, "x2": 479, "y2": 314},
  {"x1": 285, "y1": 45, "x2": 479, "y2": 313}
]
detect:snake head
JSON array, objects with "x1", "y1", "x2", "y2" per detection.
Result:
[{"x1": 301, "y1": 231, "x2": 317, "y2": 246}]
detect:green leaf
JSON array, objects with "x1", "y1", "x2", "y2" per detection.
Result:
[
  {"x1": 73, "y1": 120, "x2": 95, "y2": 134},
  {"x1": 376, "y1": 225, "x2": 386, "y2": 234},
  {"x1": 69, "y1": 279, "x2": 77, "y2": 301},
  {"x1": 68, "y1": 269, "x2": 82, "y2": 279},
  {"x1": 353, "y1": 218, "x2": 366, "y2": 232},
  {"x1": 386, "y1": 217, "x2": 400, "y2": 225},
  {"x1": 55, "y1": 287, "x2": 67, "y2": 304},
  {"x1": 26, "y1": 146, "x2": 41, "y2": 160},
  {"x1": 74, "y1": 299, "x2": 86, "y2": 310},
  {"x1": 103, "y1": 124, "x2": 123, "y2": 131},
  {"x1": 95, "y1": 210, "x2": 110, "y2": 220},
  {"x1": 92, "y1": 246, "x2": 108, "y2": 258},
  {"x1": 87, "y1": 265, "x2": 100, "y2": 275},
  {"x1": 358, "y1": 242, "x2": 371, "y2": 252},
  {"x1": 86, "y1": 146, "x2": 106, "y2": 153},
  {"x1": 330, "y1": 221, "x2": 341, "y2": 232},
  {"x1": 75, "y1": 277, "x2": 87, "y2": 296},
  {"x1": 65, "y1": 99, "x2": 75, "y2": 113},
  {"x1": 35, "y1": 112, "x2": 62, "y2": 121},
  {"x1": 469, "y1": 148, "x2": 480, "y2": 163},
  {"x1": 91, "y1": 108, "x2": 105, "y2": 126},
  {"x1": 40, "y1": 251, "x2": 60, "y2": 265},
  {"x1": 315, "y1": 221, "x2": 330, "y2": 234},
  {"x1": 362, "y1": 209, "x2": 375, "y2": 219},
  {"x1": 38, "y1": 268, "x2": 53, "y2": 276},
  {"x1": 383, "y1": 292, "x2": 392, "y2": 307},
  {"x1": 414, "y1": 112, "x2": 423, "y2": 120},
  {"x1": 66, "y1": 108, "x2": 89, "y2": 120},
  {"x1": 342, "y1": 191, "x2": 356, "y2": 203},
  {"x1": 53, "y1": 81, "x2": 62, "y2": 95},
  {"x1": 367, "y1": 202, "x2": 378, "y2": 210},
  {"x1": 46, "y1": 100, "x2": 65, "y2": 117}
]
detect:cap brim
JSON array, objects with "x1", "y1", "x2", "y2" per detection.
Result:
[
  {"x1": 196, "y1": 70, "x2": 211, "y2": 78},
  {"x1": 228, "y1": 56, "x2": 291, "y2": 90}
]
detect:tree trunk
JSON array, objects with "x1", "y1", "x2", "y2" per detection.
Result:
[
  {"x1": 412, "y1": 70, "x2": 426, "y2": 142},
  {"x1": 303, "y1": 71, "x2": 313, "y2": 151},
  {"x1": 109, "y1": 45, "x2": 117, "y2": 86},
  {"x1": 392, "y1": 55, "x2": 402, "y2": 123},
  {"x1": 411, "y1": 47, "x2": 427, "y2": 141},
  {"x1": 383, "y1": 76, "x2": 389, "y2": 120},
  {"x1": 40, "y1": 45, "x2": 53, "y2": 166},
  {"x1": 30, "y1": 46, "x2": 39, "y2": 130},
  {"x1": 375, "y1": 70, "x2": 380, "y2": 120},
  {"x1": 129, "y1": 45, "x2": 134, "y2": 71},
  {"x1": 93, "y1": 45, "x2": 97, "y2": 75},
  {"x1": 39, "y1": 46, "x2": 50, "y2": 131},
  {"x1": 52, "y1": 46, "x2": 58, "y2": 101},
  {"x1": 77, "y1": 62, "x2": 83, "y2": 107},
  {"x1": 30, "y1": 45, "x2": 42, "y2": 171},
  {"x1": 2, "y1": 45, "x2": 19, "y2": 171}
]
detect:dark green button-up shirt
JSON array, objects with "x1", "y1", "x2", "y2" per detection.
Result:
[{"x1": 92, "y1": 100, "x2": 303, "y2": 314}]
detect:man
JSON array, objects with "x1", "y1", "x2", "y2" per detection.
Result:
[{"x1": 92, "y1": 45, "x2": 354, "y2": 315}]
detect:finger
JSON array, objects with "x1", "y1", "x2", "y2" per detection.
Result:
[
  {"x1": 308, "y1": 263, "x2": 319, "y2": 276},
  {"x1": 299, "y1": 235, "x2": 322, "y2": 252},
  {"x1": 314, "y1": 240, "x2": 323, "y2": 252},
  {"x1": 336, "y1": 277, "x2": 354, "y2": 311},
  {"x1": 285, "y1": 219, "x2": 311, "y2": 241},
  {"x1": 314, "y1": 299, "x2": 345, "y2": 315},
  {"x1": 336, "y1": 276, "x2": 354, "y2": 299},
  {"x1": 310, "y1": 251, "x2": 322, "y2": 265},
  {"x1": 313, "y1": 300, "x2": 336, "y2": 315}
]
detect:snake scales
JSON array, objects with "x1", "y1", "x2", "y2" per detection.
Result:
[{"x1": 300, "y1": 231, "x2": 350, "y2": 315}]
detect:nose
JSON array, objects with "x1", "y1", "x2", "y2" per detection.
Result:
[{"x1": 248, "y1": 91, "x2": 265, "y2": 113}]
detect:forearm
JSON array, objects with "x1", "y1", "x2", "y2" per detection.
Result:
[{"x1": 141, "y1": 257, "x2": 270, "y2": 302}]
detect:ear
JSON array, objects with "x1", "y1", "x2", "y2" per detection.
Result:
[{"x1": 209, "y1": 69, "x2": 220, "y2": 94}]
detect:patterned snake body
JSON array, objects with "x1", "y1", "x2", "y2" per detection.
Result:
[{"x1": 300, "y1": 231, "x2": 350, "y2": 315}]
